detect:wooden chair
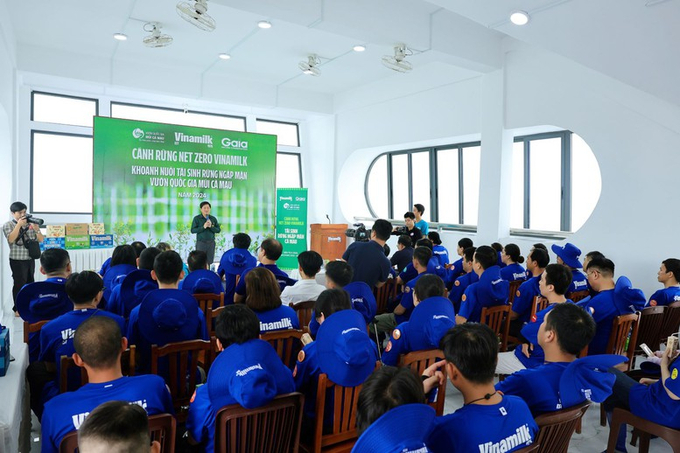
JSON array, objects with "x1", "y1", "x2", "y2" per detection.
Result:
[
  {"x1": 508, "y1": 280, "x2": 523, "y2": 304},
  {"x1": 659, "y1": 301, "x2": 680, "y2": 345},
  {"x1": 151, "y1": 338, "x2": 215, "y2": 423},
  {"x1": 373, "y1": 278, "x2": 398, "y2": 315},
  {"x1": 514, "y1": 444, "x2": 540, "y2": 453},
  {"x1": 633, "y1": 306, "x2": 665, "y2": 367},
  {"x1": 59, "y1": 346, "x2": 136, "y2": 393},
  {"x1": 214, "y1": 392, "x2": 304, "y2": 453},
  {"x1": 398, "y1": 349, "x2": 446, "y2": 416},
  {"x1": 23, "y1": 320, "x2": 49, "y2": 344},
  {"x1": 290, "y1": 301, "x2": 315, "y2": 332},
  {"x1": 606, "y1": 407, "x2": 680, "y2": 453},
  {"x1": 59, "y1": 413, "x2": 176, "y2": 453},
  {"x1": 566, "y1": 290, "x2": 590, "y2": 303},
  {"x1": 481, "y1": 305, "x2": 511, "y2": 352},
  {"x1": 534, "y1": 401, "x2": 590, "y2": 453},
  {"x1": 193, "y1": 292, "x2": 225, "y2": 318},
  {"x1": 261, "y1": 329, "x2": 304, "y2": 371},
  {"x1": 206, "y1": 305, "x2": 227, "y2": 338},
  {"x1": 529, "y1": 296, "x2": 550, "y2": 321}
]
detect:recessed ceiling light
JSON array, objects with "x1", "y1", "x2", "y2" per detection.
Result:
[
  {"x1": 257, "y1": 20, "x2": 272, "y2": 29},
  {"x1": 353, "y1": 45, "x2": 366, "y2": 52},
  {"x1": 218, "y1": 53, "x2": 231, "y2": 60},
  {"x1": 510, "y1": 11, "x2": 530, "y2": 25},
  {"x1": 113, "y1": 33, "x2": 128, "y2": 41}
]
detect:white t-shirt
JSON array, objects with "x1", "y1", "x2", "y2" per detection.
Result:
[{"x1": 280, "y1": 279, "x2": 326, "y2": 305}]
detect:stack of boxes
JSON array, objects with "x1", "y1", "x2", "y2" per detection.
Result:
[
  {"x1": 88, "y1": 223, "x2": 113, "y2": 248},
  {"x1": 40, "y1": 223, "x2": 113, "y2": 250},
  {"x1": 42, "y1": 225, "x2": 65, "y2": 250},
  {"x1": 65, "y1": 223, "x2": 90, "y2": 249},
  {"x1": 0, "y1": 325, "x2": 9, "y2": 377}
]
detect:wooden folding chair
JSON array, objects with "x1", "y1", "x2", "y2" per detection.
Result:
[
  {"x1": 534, "y1": 401, "x2": 590, "y2": 453},
  {"x1": 23, "y1": 320, "x2": 49, "y2": 344},
  {"x1": 194, "y1": 292, "x2": 225, "y2": 318},
  {"x1": 261, "y1": 329, "x2": 304, "y2": 371},
  {"x1": 398, "y1": 349, "x2": 446, "y2": 416},
  {"x1": 566, "y1": 290, "x2": 590, "y2": 303},
  {"x1": 206, "y1": 305, "x2": 226, "y2": 338},
  {"x1": 59, "y1": 346, "x2": 136, "y2": 393},
  {"x1": 508, "y1": 280, "x2": 523, "y2": 304},
  {"x1": 290, "y1": 301, "x2": 315, "y2": 332},
  {"x1": 214, "y1": 392, "x2": 304, "y2": 453},
  {"x1": 659, "y1": 301, "x2": 680, "y2": 345},
  {"x1": 607, "y1": 407, "x2": 680, "y2": 453},
  {"x1": 481, "y1": 305, "x2": 511, "y2": 352},
  {"x1": 633, "y1": 306, "x2": 665, "y2": 367},
  {"x1": 373, "y1": 278, "x2": 398, "y2": 315}
]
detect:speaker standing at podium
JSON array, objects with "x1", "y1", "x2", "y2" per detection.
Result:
[{"x1": 191, "y1": 201, "x2": 221, "y2": 264}]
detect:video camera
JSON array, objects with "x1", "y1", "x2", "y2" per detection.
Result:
[
  {"x1": 23, "y1": 214, "x2": 44, "y2": 226},
  {"x1": 391, "y1": 225, "x2": 408, "y2": 236},
  {"x1": 345, "y1": 223, "x2": 371, "y2": 242}
]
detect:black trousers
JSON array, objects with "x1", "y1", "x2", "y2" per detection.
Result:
[
  {"x1": 9, "y1": 258, "x2": 35, "y2": 310},
  {"x1": 196, "y1": 240, "x2": 216, "y2": 264}
]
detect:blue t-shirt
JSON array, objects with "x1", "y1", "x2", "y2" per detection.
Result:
[
  {"x1": 415, "y1": 219, "x2": 429, "y2": 235},
  {"x1": 343, "y1": 240, "x2": 391, "y2": 289},
  {"x1": 496, "y1": 362, "x2": 569, "y2": 415},
  {"x1": 390, "y1": 247, "x2": 414, "y2": 273},
  {"x1": 105, "y1": 271, "x2": 157, "y2": 318},
  {"x1": 234, "y1": 263, "x2": 296, "y2": 297},
  {"x1": 254, "y1": 305, "x2": 300, "y2": 333},
  {"x1": 41, "y1": 375, "x2": 174, "y2": 453},
  {"x1": 458, "y1": 266, "x2": 509, "y2": 323},
  {"x1": 427, "y1": 395, "x2": 538, "y2": 453},
  {"x1": 448, "y1": 272, "x2": 479, "y2": 314},
  {"x1": 647, "y1": 286, "x2": 680, "y2": 307},
  {"x1": 513, "y1": 302, "x2": 573, "y2": 369},
  {"x1": 568, "y1": 269, "x2": 589, "y2": 293},
  {"x1": 446, "y1": 258, "x2": 465, "y2": 286},
  {"x1": 511, "y1": 276, "x2": 541, "y2": 324},
  {"x1": 395, "y1": 273, "x2": 427, "y2": 324},
  {"x1": 308, "y1": 283, "x2": 376, "y2": 337},
  {"x1": 581, "y1": 289, "x2": 620, "y2": 355},
  {"x1": 501, "y1": 263, "x2": 527, "y2": 283},
  {"x1": 629, "y1": 358, "x2": 680, "y2": 429},
  {"x1": 294, "y1": 341, "x2": 323, "y2": 420},
  {"x1": 432, "y1": 245, "x2": 449, "y2": 267}
]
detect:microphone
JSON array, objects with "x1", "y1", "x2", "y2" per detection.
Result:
[{"x1": 326, "y1": 214, "x2": 331, "y2": 224}]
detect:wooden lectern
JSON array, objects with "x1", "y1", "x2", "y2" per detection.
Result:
[{"x1": 310, "y1": 224, "x2": 348, "y2": 261}]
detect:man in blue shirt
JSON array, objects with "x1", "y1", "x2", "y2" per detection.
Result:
[
  {"x1": 390, "y1": 235, "x2": 414, "y2": 273},
  {"x1": 217, "y1": 233, "x2": 257, "y2": 304},
  {"x1": 428, "y1": 231, "x2": 449, "y2": 267},
  {"x1": 448, "y1": 246, "x2": 478, "y2": 313},
  {"x1": 647, "y1": 258, "x2": 680, "y2": 307},
  {"x1": 413, "y1": 203, "x2": 429, "y2": 235},
  {"x1": 234, "y1": 238, "x2": 296, "y2": 302},
  {"x1": 456, "y1": 245, "x2": 509, "y2": 324},
  {"x1": 41, "y1": 316, "x2": 174, "y2": 453},
  {"x1": 508, "y1": 248, "x2": 549, "y2": 337},
  {"x1": 342, "y1": 219, "x2": 392, "y2": 289},
  {"x1": 106, "y1": 246, "x2": 160, "y2": 317},
  {"x1": 445, "y1": 238, "x2": 473, "y2": 287}
]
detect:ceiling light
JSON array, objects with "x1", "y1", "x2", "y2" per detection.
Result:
[
  {"x1": 510, "y1": 11, "x2": 530, "y2": 25},
  {"x1": 353, "y1": 45, "x2": 366, "y2": 52},
  {"x1": 113, "y1": 33, "x2": 128, "y2": 41},
  {"x1": 257, "y1": 20, "x2": 272, "y2": 29},
  {"x1": 218, "y1": 53, "x2": 231, "y2": 60}
]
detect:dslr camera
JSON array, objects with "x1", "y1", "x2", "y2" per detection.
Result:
[{"x1": 23, "y1": 214, "x2": 45, "y2": 226}]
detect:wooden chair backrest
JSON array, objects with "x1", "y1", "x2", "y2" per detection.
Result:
[
  {"x1": 260, "y1": 329, "x2": 304, "y2": 371},
  {"x1": 608, "y1": 407, "x2": 680, "y2": 453},
  {"x1": 290, "y1": 301, "x2": 315, "y2": 332},
  {"x1": 206, "y1": 306, "x2": 226, "y2": 338},
  {"x1": 605, "y1": 312, "x2": 640, "y2": 372},
  {"x1": 398, "y1": 349, "x2": 446, "y2": 416},
  {"x1": 514, "y1": 444, "x2": 540, "y2": 453},
  {"x1": 193, "y1": 292, "x2": 225, "y2": 318},
  {"x1": 59, "y1": 346, "x2": 136, "y2": 393},
  {"x1": 23, "y1": 320, "x2": 49, "y2": 344},
  {"x1": 214, "y1": 392, "x2": 304, "y2": 453},
  {"x1": 534, "y1": 401, "x2": 590, "y2": 453},
  {"x1": 566, "y1": 290, "x2": 589, "y2": 303},
  {"x1": 373, "y1": 278, "x2": 398, "y2": 315},
  {"x1": 635, "y1": 305, "x2": 665, "y2": 353},
  {"x1": 481, "y1": 305, "x2": 511, "y2": 352},
  {"x1": 529, "y1": 296, "x2": 550, "y2": 321},
  {"x1": 508, "y1": 280, "x2": 523, "y2": 304},
  {"x1": 660, "y1": 301, "x2": 680, "y2": 343}
]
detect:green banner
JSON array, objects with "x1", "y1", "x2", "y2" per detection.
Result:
[
  {"x1": 92, "y1": 117, "x2": 277, "y2": 257},
  {"x1": 276, "y1": 188, "x2": 308, "y2": 270}
]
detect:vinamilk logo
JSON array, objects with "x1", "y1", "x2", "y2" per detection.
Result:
[{"x1": 132, "y1": 128, "x2": 145, "y2": 139}]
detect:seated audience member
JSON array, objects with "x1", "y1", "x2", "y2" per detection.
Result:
[
  {"x1": 500, "y1": 243, "x2": 527, "y2": 282},
  {"x1": 217, "y1": 233, "x2": 257, "y2": 304},
  {"x1": 647, "y1": 258, "x2": 680, "y2": 306},
  {"x1": 445, "y1": 238, "x2": 473, "y2": 285},
  {"x1": 17, "y1": 248, "x2": 73, "y2": 362},
  {"x1": 41, "y1": 317, "x2": 174, "y2": 453},
  {"x1": 186, "y1": 304, "x2": 294, "y2": 453},
  {"x1": 127, "y1": 251, "x2": 208, "y2": 372},
  {"x1": 382, "y1": 275, "x2": 454, "y2": 366},
  {"x1": 234, "y1": 238, "x2": 296, "y2": 303},
  {"x1": 581, "y1": 257, "x2": 645, "y2": 355},
  {"x1": 342, "y1": 219, "x2": 393, "y2": 289},
  {"x1": 374, "y1": 247, "x2": 432, "y2": 336},
  {"x1": 27, "y1": 271, "x2": 126, "y2": 419},
  {"x1": 508, "y1": 248, "x2": 549, "y2": 336},
  {"x1": 99, "y1": 241, "x2": 145, "y2": 278},
  {"x1": 102, "y1": 245, "x2": 138, "y2": 305},
  {"x1": 396, "y1": 238, "x2": 446, "y2": 285},
  {"x1": 78, "y1": 400, "x2": 161, "y2": 453},
  {"x1": 157, "y1": 241, "x2": 190, "y2": 278},
  {"x1": 448, "y1": 246, "x2": 478, "y2": 313},
  {"x1": 244, "y1": 267, "x2": 300, "y2": 333},
  {"x1": 496, "y1": 263, "x2": 573, "y2": 375},
  {"x1": 428, "y1": 231, "x2": 449, "y2": 267},
  {"x1": 353, "y1": 367, "x2": 435, "y2": 453},
  {"x1": 413, "y1": 203, "x2": 429, "y2": 235},
  {"x1": 552, "y1": 242, "x2": 588, "y2": 293},
  {"x1": 106, "y1": 246, "x2": 161, "y2": 317},
  {"x1": 393, "y1": 211, "x2": 423, "y2": 243},
  {"x1": 491, "y1": 242, "x2": 506, "y2": 268},
  {"x1": 294, "y1": 289, "x2": 379, "y2": 433},
  {"x1": 280, "y1": 250, "x2": 326, "y2": 305},
  {"x1": 456, "y1": 246, "x2": 509, "y2": 324},
  {"x1": 424, "y1": 323, "x2": 538, "y2": 453},
  {"x1": 179, "y1": 250, "x2": 223, "y2": 296},
  {"x1": 525, "y1": 243, "x2": 548, "y2": 278},
  {"x1": 390, "y1": 235, "x2": 414, "y2": 273}
]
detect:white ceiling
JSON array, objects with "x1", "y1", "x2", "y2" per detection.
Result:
[{"x1": 5, "y1": 0, "x2": 680, "y2": 110}]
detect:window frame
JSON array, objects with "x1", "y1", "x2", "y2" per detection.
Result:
[
  {"x1": 255, "y1": 118, "x2": 300, "y2": 147},
  {"x1": 276, "y1": 151, "x2": 303, "y2": 188},
  {"x1": 110, "y1": 101, "x2": 247, "y2": 131},
  {"x1": 31, "y1": 91, "x2": 99, "y2": 127}
]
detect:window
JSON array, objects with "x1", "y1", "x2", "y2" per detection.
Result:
[
  {"x1": 256, "y1": 119, "x2": 299, "y2": 147},
  {"x1": 276, "y1": 152, "x2": 302, "y2": 188},
  {"x1": 32, "y1": 92, "x2": 98, "y2": 128},
  {"x1": 111, "y1": 103, "x2": 246, "y2": 131},
  {"x1": 365, "y1": 142, "x2": 481, "y2": 225},
  {"x1": 510, "y1": 131, "x2": 600, "y2": 232}
]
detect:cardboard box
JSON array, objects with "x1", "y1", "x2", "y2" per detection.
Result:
[
  {"x1": 65, "y1": 223, "x2": 89, "y2": 236},
  {"x1": 40, "y1": 237, "x2": 66, "y2": 251},
  {"x1": 65, "y1": 235, "x2": 90, "y2": 249},
  {"x1": 46, "y1": 225, "x2": 65, "y2": 238},
  {"x1": 89, "y1": 223, "x2": 105, "y2": 235},
  {"x1": 89, "y1": 234, "x2": 114, "y2": 249},
  {"x1": 0, "y1": 327, "x2": 9, "y2": 377}
]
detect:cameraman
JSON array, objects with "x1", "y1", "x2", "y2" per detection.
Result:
[
  {"x1": 3, "y1": 202, "x2": 44, "y2": 311},
  {"x1": 342, "y1": 219, "x2": 392, "y2": 289},
  {"x1": 392, "y1": 211, "x2": 423, "y2": 243}
]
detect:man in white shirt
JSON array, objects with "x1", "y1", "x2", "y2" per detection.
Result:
[{"x1": 280, "y1": 250, "x2": 326, "y2": 305}]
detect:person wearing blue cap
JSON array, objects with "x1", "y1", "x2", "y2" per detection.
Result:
[
  {"x1": 244, "y1": 267, "x2": 300, "y2": 332},
  {"x1": 216, "y1": 233, "x2": 257, "y2": 304},
  {"x1": 179, "y1": 250, "x2": 224, "y2": 297},
  {"x1": 233, "y1": 238, "x2": 296, "y2": 303},
  {"x1": 354, "y1": 367, "x2": 435, "y2": 453},
  {"x1": 424, "y1": 323, "x2": 538, "y2": 453},
  {"x1": 382, "y1": 274, "x2": 454, "y2": 366},
  {"x1": 390, "y1": 235, "x2": 414, "y2": 273},
  {"x1": 106, "y1": 246, "x2": 160, "y2": 317},
  {"x1": 343, "y1": 219, "x2": 393, "y2": 290},
  {"x1": 500, "y1": 243, "x2": 527, "y2": 283},
  {"x1": 456, "y1": 245, "x2": 509, "y2": 324},
  {"x1": 647, "y1": 258, "x2": 680, "y2": 307},
  {"x1": 41, "y1": 316, "x2": 174, "y2": 453},
  {"x1": 27, "y1": 271, "x2": 126, "y2": 420},
  {"x1": 280, "y1": 250, "x2": 326, "y2": 305},
  {"x1": 552, "y1": 242, "x2": 589, "y2": 294},
  {"x1": 294, "y1": 289, "x2": 379, "y2": 436},
  {"x1": 448, "y1": 246, "x2": 478, "y2": 314},
  {"x1": 427, "y1": 232, "x2": 449, "y2": 268},
  {"x1": 186, "y1": 304, "x2": 294, "y2": 453},
  {"x1": 190, "y1": 201, "x2": 221, "y2": 264},
  {"x1": 508, "y1": 248, "x2": 549, "y2": 337}
]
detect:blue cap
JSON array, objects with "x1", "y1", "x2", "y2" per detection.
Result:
[
  {"x1": 119, "y1": 269, "x2": 157, "y2": 316},
  {"x1": 219, "y1": 249, "x2": 256, "y2": 275},
  {"x1": 613, "y1": 276, "x2": 646, "y2": 314},
  {"x1": 138, "y1": 289, "x2": 200, "y2": 346},
  {"x1": 16, "y1": 281, "x2": 72, "y2": 323},
  {"x1": 551, "y1": 243, "x2": 582, "y2": 269},
  {"x1": 559, "y1": 355, "x2": 627, "y2": 408},
  {"x1": 103, "y1": 264, "x2": 137, "y2": 302},
  {"x1": 478, "y1": 266, "x2": 509, "y2": 305},
  {"x1": 207, "y1": 339, "x2": 292, "y2": 409},
  {"x1": 181, "y1": 269, "x2": 223, "y2": 295},
  {"x1": 316, "y1": 310, "x2": 378, "y2": 387},
  {"x1": 351, "y1": 404, "x2": 435, "y2": 453},
  {"x1": 408, "y1": 296, "x2": 455, "y2": 348}
]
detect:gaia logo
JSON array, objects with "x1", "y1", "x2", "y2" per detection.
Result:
[
  {"x1": 132, "y1": 128, "x2": 145, "y2": 139},
  {"x1": 283, "y1": 203, "x2": 290, "y2": 209}
]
